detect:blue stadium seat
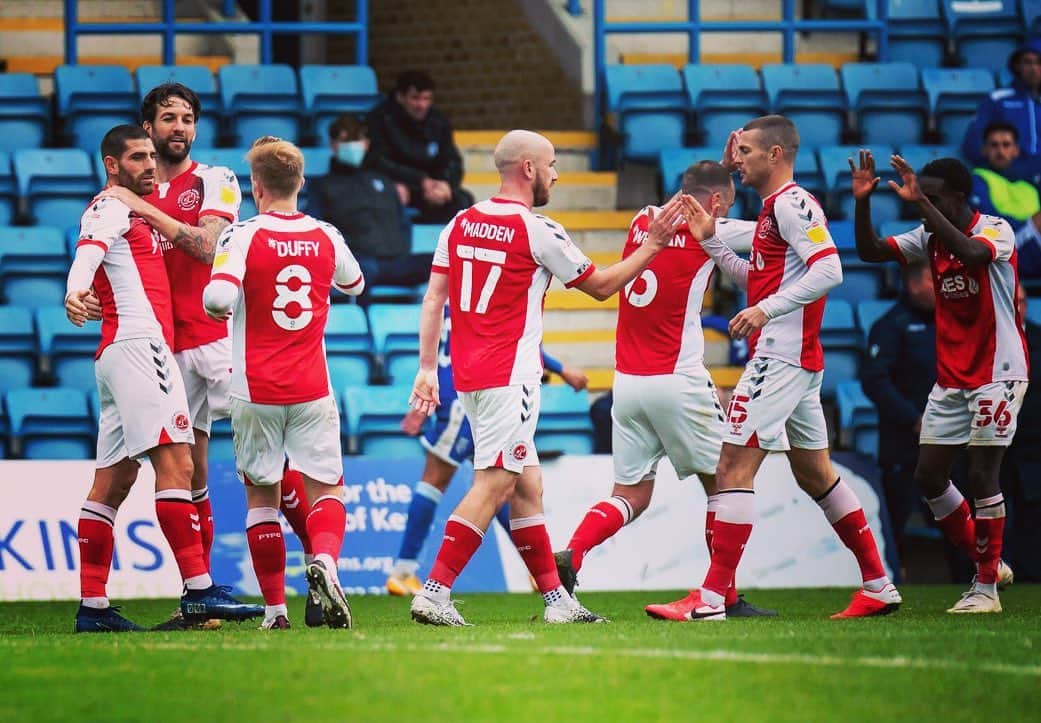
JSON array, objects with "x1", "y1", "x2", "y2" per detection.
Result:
[
  {"x1": 0, "y1": 226, "x2": 69, "y2": 308},
  {"x1": 0, "y1": 73, "x2": 49, "y2": 152},
  {"x1": 605, "y1": 65, "x2": 687, "y2": 162},
  {"x1": 879, "y1": 219, "x2": 921, "y2": 239},
  {"x1": 942, "y1": 0, "x2": 1023, "y2": 72},
  {"x1": 682, "y1": 64, "x2": 767, "y2": 149},
  {"x1": 867, "y1": 0, "x2": 948, "y2": 68},
  {"x1": 761, "y1": 64, "x2": 845, "y2": 149},
  {"x1": 36, "y1": 307, "x2": 100, "y2": 392},
  {"x1": 325, "y1": 305, "x2": 373, "y2": 388},
  {"x1": 857, "y1": 299, "x2": 895, "y2": 337},
  {"x1": 658, "y1": 147, "x2": 721, "y2": 196},
  {"x1": 836, "y1": 380, "x2": 879, "y2": 456},
  {"x1": 829, "y1": 219, "x2": 856, "y2": 250},
  {"x1": 299, "y1": 65, "x2": 381, "y2": 143},
  {"x1": 795, "y1": 152, "x2": 825, "y2": 200},
  {"x1": 189, "y1": 148, "x2": 251, "y2": 217},
  {"x1": 135, "y1": 65, "x2": 221, "y2": 148},
  {"x1": 817, "y1": 145, "x2": 902, "y2": 222},
  {"x1": 208, "y1": 417, "x2": 235, "y2": 462},
  {"x1": 54, "y1": 65, "x2": 138, "y2": 153},
  {"x1": 218, "y1": 64, "x2": 304, "y2": 146},
  {"x1": 411, "y1": 224, "x2": 443, "y2": 255},
  {"x1": 6, "y1": 387, "x2": 94, "y2": 459},
  {"x1": 0, "y1": 153, "x2": 17, "y2": 226},
  {"x1": 896, "y1": 144, "x2": 960, "y2": 174},
  {"x1": 921, "y1": 69, "x2": 995, "y2": 146},
  {"x1": 1028, "y1": 297, "x2": 1041, "y2": 326},
  {"x1": 536, "y1": 386, "x2": 594, "y2": 455},
  {"x1": 821, "y1": 300, "x2": 863, "y2": 400},
  {"x1": 342, "y1": 384, "x2": 419, "y2": 457},
  {"x1": 368, "y1": 303, "x2": 421, "y2": 377},
  {"x1": 840, "y1": 62, "x2": 928, "y2": 146},
  {"x1": 0, "y1": 306, "x2": 38, "y2": 393},
  {"x1": 13, "y1": 148, "x2": 98, "y2": 228},
  {"x1": 1024, "y1": 0, "x2": 1041, "y2": 35},
  {"x1": 298, "y1": 147, "x2": 331, "y2": 209}
]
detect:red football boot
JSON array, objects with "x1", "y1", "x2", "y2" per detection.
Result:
[
  {"x1": 645, "y1": 590, "x2": 726, "y2": 622},
  {"x1": 830, "y1": 583, "x2": 902, "y2": 619}
]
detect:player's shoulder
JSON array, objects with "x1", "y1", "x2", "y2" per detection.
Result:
[
  {"x1": 312, "y1": 216, "x2": 346, "y2": 242},
  {"x1": 714, "y1": 217, "x2": 755, "y2": 240},
  {"x1": 217, "y1": 215, "x2": 263, "y2": 246},
  {"x1": 773, "y1": 184, "x2": 825, "y2": 224},
  {"x1": 976, "y1": 212, "x2": 1014, "y2": 241},
  {"x1": 82, "y1": 194, "x2": 130, "y2": 225},
  {"x1": 193, "y1": 162, "x2": 238, "y2": 185},
  {"x1": 628, "y1": 205, "x2": 659, "y2": 227},
  {"x1": 529, "y1": 210, "x2": 571, "y2": 241}
]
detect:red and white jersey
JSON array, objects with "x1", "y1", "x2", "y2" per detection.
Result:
[
  {"x1": 212, "y1": 211, "x2": 363, "y2": 404},
  {"x1": 747, "y1": 182, "x2": 837, "y2": 371},
  {"x1": 432, "y1": 197, "x2": 595, "y2": 391},
  {"x1": 615, "y1": 208, "x2": 753, "y2": 375},
  {"x1": 147, "y1": 161, "x2": 241, "y2": 352},
  {"x1": 77, "y1": 195, "x2": 173, "y2": 358},
  {"x1": 886, "y1": 212, "x2": 1028, "y2": 388}
]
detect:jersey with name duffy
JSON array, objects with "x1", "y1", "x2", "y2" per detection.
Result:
[
  {"x1": 747, "y1": 182, "x2": 837, "y2": 371},
  {"x1": 212, "y1": 211, "x2": 363, "y2": 404},
  {"x1": 146, "y1": 161, "x2": 241, "y2": 352},
  {"x1": 886, "y1": 212, "x2": 1028, "y2": 389},
  {"x1": 431, "y1": 197, "x2": 595, "y2": 392}
]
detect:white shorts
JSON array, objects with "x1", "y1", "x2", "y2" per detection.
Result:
[
  {"x1": 95, "y1": 337, "x2": 194, "y2": 468},
  {"x1": 723, "y1": 357, "x2": 829, "y2": 452},
  {"x1": 175, "y1": 336, "x2": 232, "y2": 435},
  {"x1": 920, "y1": 380, "x2": 1028, "y2": 447},
  {"x1": 458, "y1": 384, "x2": 541, "y2": 473},
  {"x1": 230, "y1": 394, "x2": 343, "y2": 486},
  {"x1": 612, "y1": 369, "x2": 724, "y2": 484}
]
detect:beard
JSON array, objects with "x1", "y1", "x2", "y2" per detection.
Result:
[
  {"x1": 118, "y1": 168, "x2": 154, "y2": 196},
  {"x1": 532, "y1": 170, "x2": 550, "y2": 207},
  {"x1": 156, "y1": 135, "x2": 192, "y2": 164}
]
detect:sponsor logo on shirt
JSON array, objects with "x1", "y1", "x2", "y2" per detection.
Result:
[
  {"x1": 213, "y1": 252, "x2": 229, "y2": 269},
  {"x1": 219, "y1": 185, "x2": 237, "y2": 205},
  {"x1": 177, "y1": 188, "x2": 201, "y2": 211},
  {"x1": 939, "y1": 273, "x2": 980, "y2": 299},
  {"x1": 806, "y1": 220, "x2": 828, "y2": 244}
]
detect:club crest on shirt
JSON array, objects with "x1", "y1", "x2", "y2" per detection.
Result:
[
  {"x1": 177, "y1": 188, "x2": 201, "y2": 211},
  {"x1": 756, "y1": 216, "x2": 774, "y2": 238}
]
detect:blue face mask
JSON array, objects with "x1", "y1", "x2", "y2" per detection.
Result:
[{"x1": 336, "y1": 141, "x2": 366, "y2": 167}]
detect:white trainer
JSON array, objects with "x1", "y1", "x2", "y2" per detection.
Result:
[
  {"x1": 998, "y1": 559, "x2": 1015, "y2": 590},
  {"x1": 305, "y1": 559, "x2": 353, "y2": 629},
  {"x1": 544, "y1": 596, "x2": 607, "y2": 624},
  {"x1": 947, "y1": 586, "x2": 1002, "y2": 614},
  {"x1": 411, "y1": 593, "x2": 470, "y2": 626}
]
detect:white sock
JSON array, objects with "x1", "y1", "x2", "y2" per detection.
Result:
[
  {"x1": 184, "y1": 573, "x2": 212, "y2": 591},
  {"x1": 973, "y1": 581, "x2": 998, "y2": 597},
  {"x1": 421, "y1": 578, "x2": 449, "y2": 602},
  {"x1": 265, "y1": 603, "x2": 288, "y2": 620},
  {"x1": 542, "y1": 586, "x2": 572, "y2": 608},
  {"x1": 81, "y1": 597, "x2": 109, "y2": 609},
  {"x1": 924, "y1": 482, "x2": 964, "y2": 521},
  {"x1": 392, "y1": 559, "x2": 420, "y2": 577},
  {"x1": 316, "y1": 553, "x2": 337, "y2": 573},
  {"x1": 700, "y1": 588, "x2": 725, "y2": 608}
]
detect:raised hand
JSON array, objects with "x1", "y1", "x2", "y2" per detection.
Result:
[
  {"x1": 645, "y1": 194, "x2": 685, "y2": 250},
  {"x1": 409, "y1": 367, "x2": 440, "y2": 417},
  {"x1": 681, "y1": 194, "x2": 720, "y2": 241},
  {"x1": 888, "y1": 154, "x2": 925, "y2": 203},
  {"x1": 722, "y1": 129, "x2": 742, "y2": 171},
  {"x1": 848, "y1": 149, "x2": 880, "y2": 200}
]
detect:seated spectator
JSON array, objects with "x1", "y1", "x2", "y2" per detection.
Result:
[
  {"x1": 364, "y1": 70, "x2": 474, "y2": 224},
  {"x1": 970, "y1": 122, "x2": 1041, "y2": 231},
  {"x1": 308, "y1": 114, "x2": 433, "y2": 304},
  {"x1": 963, "y1": 40, "x2": 1041, "y2": 179}
]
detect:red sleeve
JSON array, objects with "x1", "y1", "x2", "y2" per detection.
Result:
[
  {"x1": 884, "y1": 236, "x2": 908, "y2": 265},
  {"x1": 199, "y1": 209, "x2": 235, "y2": 223},
  {"x1": 971, "y1": 235, "x2": 998, "y2": 260},
  {"x1": 431, "y1": 265, "x2": 449, "y2": 275},
  {"x1": 805, "y1": 246, "x2": 838, "y2": 267},
  {"x1": 564, "y1": 262, "x2": 597, "y2": 289},
  {"x1": 211, "y1": 272, "x2": 242, "y2": 287}
]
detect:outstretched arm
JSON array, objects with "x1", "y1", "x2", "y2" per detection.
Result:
[
  {"x1": 851, "y1": 150, "x2": 897, "y2": 263},
  {"x1": 683, "y1": 195, "x2": 751, "y2": 289}
]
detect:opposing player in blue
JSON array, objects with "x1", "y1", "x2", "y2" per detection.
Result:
[{"x1": 387, "y1": 305, "x2": 588, "y2": 595}]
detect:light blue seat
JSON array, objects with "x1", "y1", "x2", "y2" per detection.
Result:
[
  {"x1": 218, "y1": 64, "x2": 304, "y2": 146},
  {"x1": 6, "y1": 387, "x2": 94, "y2": 459},
  {"x1": 921, "y1": 69, "x2": 995, "y2": 146},
  {"x1": 325, "y1": 305, "x2": 373, "y2": 388},
  {"x1": 879, "y1": 219, "x2": 921, "y2": 239},
  {"x1": 0, "y1": 226, "x2": 69, "y2": 309},
  {"x1": 299, "y1": 65, "x2": 381, "y2": 142},
  {"x1": 54, "y1": 65, "x2": 138, "y2": 152},
  {"x1": 605, "y1": 65, "x2": 687, "y2": 162},
  {"x1": 0, "y1": 73, "x2": 49, "y2": 151},
  {"x1": 943, "y1": 0, "x2": 1022, "y2": 73},
  {"x1": 658, "y1": 147, "x2": 720, "y2": 196},
  {"x1": 367, "y1": 303, "x2": 421, "y2": 375},
  {"x1": 867, "y1": 0, "x2": 948, "y2": 67},
  {"x1": 135, "y1": 65, "x2": 221, "y2": 148},
  {"x1": 342, "y1": 384, "x2": 418, "y2": 457},
  {"x1": 13, "y1": 148, "x2": 97, "y2": 228},
  {"x1": 836, "y1": 380, "x2": 879, "y2": 456},
  {"x1": 411, "y1": 224, "x2": 443, "y2": 255},
  {"x1": 208, "y1": 417, "x2": 235, "y2": 462},
  {"x1": 841, "y1": 62, "x2": 928, "y2": 146},
  {"x1": 857, "y1": 299, "x2": 896, "y2": 338},
  {"x1": 817, "y1": 145, "x2": 902, "y2": 222},
  {"x1": 682, "y1": 64, "x2": 767, "y2": 149},
  {"x1": 821, "y1": 300, "x2": 863, "y2": 400},
  {"x1": 298, "y1": 146, "x2": 331, "y2": 209},
  {"x1": 761, "y1": 64, "x2": 845, "y2": 149},
  {"x1": 0, "y1": 153, "x2": 15, "y2": 225},
  {"x1": 1024, "y1": 0, "x2": 1041, "y2": 35},
  {"x1": 795, "y1": 152, "x2": 825, "y2": 199},
  {"x1": 0, "y1": 306, "x2": 38, "y2": 393},
  {"x1": 536, "y1": 386, "x2": 594, "y2": 455},
  {"x1": 190, "y1": 147, "x2": 250, "y2": 192},
  {"x1": 897, "y1": 144, "x2": 960, "y2": 174},
  {"x1": 36, "y1": 307, "x2": 100, "y2": 392},
  {"x1": 1027, "y1": 297, "x2": 1041, "y2": 326}
]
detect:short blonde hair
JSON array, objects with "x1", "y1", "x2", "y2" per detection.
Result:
[{"x1": 246, "y1": 136, "x2": 304, "y2": 198}]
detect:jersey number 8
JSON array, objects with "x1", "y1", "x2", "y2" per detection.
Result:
[
  {"x1": 273, "y1": 264, "x2": 313, "y2": 331},
  {"x1": 457, "y1": 244, "x2": 506, "y2": 314}
]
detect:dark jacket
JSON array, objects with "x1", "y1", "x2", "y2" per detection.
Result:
[
  {"x1": 859, "y1": 296, "x2": 937, "y2": 467},
  {"x1": 364, "y1": 94, "x2": 464, "y2": 195},
  {"x1": 1005, "y1": 320, "x2": 1041, "y2": 468},
  {"x1": 308, "y1": 159, "x2": 409, "y2": 259}
]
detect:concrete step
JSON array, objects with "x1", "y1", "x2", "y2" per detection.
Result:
[{"x1": 456, "y1": 130, "x2": 594, "y2": 174}]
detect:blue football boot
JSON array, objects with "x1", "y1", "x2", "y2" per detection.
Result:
[
  {"x1": 180, "y1": 585, "x2": 264, "y2": 622},
  {"x1": 75, "y1": 604, "x2": 145, "y2": 633}
]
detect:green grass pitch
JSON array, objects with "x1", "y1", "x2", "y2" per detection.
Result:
[{"x1": 2, "y1": 586, "x2": 1040, "y2": 722}]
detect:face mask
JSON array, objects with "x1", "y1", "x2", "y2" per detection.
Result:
[{"x1": 336, "y1": 141, "x2": 366, "y2": 167}]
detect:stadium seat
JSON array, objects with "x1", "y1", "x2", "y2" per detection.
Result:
[
  {"x1": 821, "y1": 300, "x2": 863, "y2": 400},
  {"x1": 536, "y1": 385, "x2": 594, "y2": 455},
  {"x1": 218, "y1": 64, "x2": 304, "y2": 146},
  {"x1": 0, "y1": 306, "x2": 38, "y2": 393},
  {"x1": 0, "y1": 154, "x2": 17, "y2": 226},
  {"x1": 1024, "y1": 0, "x2": 1041, "y2": 35},
  {"x1": 681, "y1": 64, "x2": 767, "y2": 149},
  {"x1": 411, "y1": 224, "x2": 443, "y2": 255},
  {"x1": 879, "y1": 219, "x2": 921, "y2": 239},
  {"x1": 13, "y1": 148, "x2": 98, "y2": 229},
  {"x1": 208, "y1": 417, "x2": 235, "y2": 462},
  {"x1": 1028, "y1": 297, "x2": 1041, "y2": 326},
  {"x1": 795, "y1": 152, "x2": 825, "y2": 200},
  {"x1": 760, "y1": 64, "x2": 845, "y2": 149},
  {"x1": 135, "y1": 65, "x2": 221, "y2": 148},
  {"x1": 299, "y1": 65, "x2": 382, "y2": 143},
  {"x1": 836, "y1": 380, "x2": 879, "y2": 456},
  {"x1": 300, "y1": 146, "x2": 331, "y2": 179},
  {"x1": 840, "y1": 62, "x2": 928, "y2": 146},
  {"x1": 325, "y1": 305, "x2": 374, "y2": 388},
  {"x1": 53, "y1": 65, "x2": 138, "y2": 153},
  {"x1": 189, "y1": 148, "x2": 253, "y2": 217},
  {"x1": 367, "y1": 303, "x2": 421, "y2": 376},
  {"x1": 658, "y1": 147, "x2": 720, "y2": 196},
  {"x1": 817, "y1": 145, "x2": 902, "y2": 222},
  {"x1": 6, "y1": 387, "x2": 94, "y2": 459},
  {"x1": 0, "y1": 73, "x2": 49, "y2": 152},
  {"x1": 921, "y1": 69, "x2": 995, "y2": 146},
  {"x1": 867, "y1": 0, "x2": 948, "y2": 68},
  {"x1": 0, "y1": 226, "x2": 69, "y2": 309},
  {"x1": 341, "y1": 384, "x2": 419, "y2": 457},
  {"x1": 605, "y1": 65, "x2": 687, "y2": 162},
  {"x1": 36, "y1": 307, "x2": 101, "y2": 392},
  {"x1": 896, "y1": 144, "x2": 959, "y2": 174},
  {"x1": 857, "y1": 299, "x2": 895, "y2": 337},
  {"x1": 942, "y1": 0, "x2": 1023, "y2": 73}
]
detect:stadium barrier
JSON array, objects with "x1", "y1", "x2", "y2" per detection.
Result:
[{"x1": 0, "y1": 454, "x2": 895, "y2": 602}]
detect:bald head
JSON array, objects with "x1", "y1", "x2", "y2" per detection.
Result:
[
  {"x1": 493, "y1": 129, "x2": 558, "y2": 207},
  {"x1": 494, "y1": 130, "x2": 553, "y2": 173}
]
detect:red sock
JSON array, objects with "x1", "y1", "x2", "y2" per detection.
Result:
[
  {"x1": 974, "y1": 495, "x2": 1006, "y2": 585},
  {"x1": 567, "y1": 497, "x2": 632, "y2": 572},
  {"x1": 246, "y1": 508, "x2": 286, "y2": 606},
  {"x1": 703, "y1": 520, "x2": 753, "y2": 598},
  {"x1": 78, "y1": 502, "x2": 116, "y2": 599},
  {"x1": 511, "y1": 516, "x2": 561, "y2": 593},
  {"x1": 192, "y1": 490, "x2": 214, "y2": 573},
  {"x1": 937, "y1": 500, "x2": 977, "y2": 560},
  {"x1": 429, "y1": 516, "x2": 484, "y2": 588},
  {"x1": 306, "y1": 495, "x2": 346, "y2": 560},
  {"x1": 155, "y1": 491, "x2": 208, "y2": 581},
  {"x1": 280, "y1": 468, "x2": 313, "y2": 555},
  {"x1": 706, "y1": 507, "x2": 738, "y2": 606},
  {"x1": 832, "y1": 510, "x2": 887, "y2": 584}
]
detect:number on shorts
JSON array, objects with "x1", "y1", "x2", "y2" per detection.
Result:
[
  {"x1": 975, "y1": 398, "x2": 1012, "y2": 430},
  {"x1": 272, "y1": 264, "x2": 313, "y2": 331},
  {"x1": 726, "y1": 393, "x2": 750, "y2": 425},
  {"x1": 457, "y1": 244, "x2": 505, "y2": 314},
  {"x1": 624, "y1": 269, "x2": 658, "y2": 308}
]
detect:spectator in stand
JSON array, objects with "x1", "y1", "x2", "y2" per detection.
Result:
[
  {"x1": 970, "y1": 122, "x2": 1041, "y2": 231},
  {"x1": 963, "y1": 39, "x2": 1041, "y2": 179},
  {"x1": 364, "y1": 70, "x2": 474, "y2": 224},
  {"x1": 308, "y1": 114, "x2": 432, "y2": 305}
]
